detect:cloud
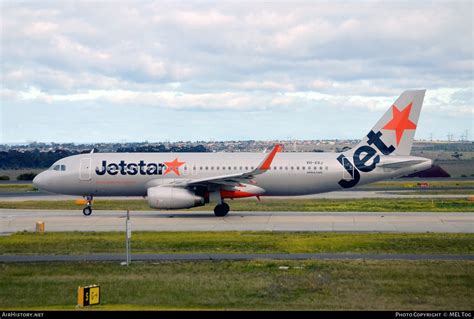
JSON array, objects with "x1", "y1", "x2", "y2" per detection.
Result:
[{"x1": 1, "y1": 1, "x2": 472, "y2": 142}]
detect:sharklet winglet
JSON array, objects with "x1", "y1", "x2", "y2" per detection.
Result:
[{"x1": 258, "y1": 144, "x2": 283, "y2": 171}]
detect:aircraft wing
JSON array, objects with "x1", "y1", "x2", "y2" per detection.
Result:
[{"x1": 171, "y1": 144, "x2": 283, "y2": 187}]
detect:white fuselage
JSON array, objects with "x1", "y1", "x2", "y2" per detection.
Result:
[{"x1": 33, "y1": 152, "x2": 432, "y2": 197}]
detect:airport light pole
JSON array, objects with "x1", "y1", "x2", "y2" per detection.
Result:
[{"x1": 125, "y1": 210, "x2": 131, "y2": 266}]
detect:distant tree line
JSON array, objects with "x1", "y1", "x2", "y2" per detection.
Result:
[
  {"x1": 418, "y1": 142, "x2": 474, "y2": 152},
  {"x1": 116, "y1": 145, "x2": 208, "y2": 153},
  {"x1": 0, "y1": 149, "x2": 78, "y2": 169},
  {"x1": 0, "y1": 145, "x2": 209, "y2": 169}
]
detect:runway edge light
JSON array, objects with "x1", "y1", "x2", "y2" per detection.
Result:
[{"x1": 77, "y1": 284, "x2": 100, "y2": 307}]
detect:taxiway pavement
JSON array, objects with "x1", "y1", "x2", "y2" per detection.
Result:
[{"x1": 1, "y1": 209, "x2": 472, "y2": 234}]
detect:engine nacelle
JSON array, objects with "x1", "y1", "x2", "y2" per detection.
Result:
[{"x1": 147, "y1": 186, "x2": 204, "y2": 209}]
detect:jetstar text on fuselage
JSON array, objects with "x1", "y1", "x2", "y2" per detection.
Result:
[{"x1": 96, "y1": 160, "x2": 167, "y2": 176}]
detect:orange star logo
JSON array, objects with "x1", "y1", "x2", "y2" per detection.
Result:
[
  {"x1": 382, "y1": 102, "x2": 417, "y2": 146},
  {"x1": 163, "y1": 158, "x2": 185, "y2": 176}
]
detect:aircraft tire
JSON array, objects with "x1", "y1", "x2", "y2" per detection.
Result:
[
  {"x1": 83, "y1": 206, "x2": 92, "y2": 216},
  {"x1": 214, "y1": 203, "x2": 230, "y2": 217}
]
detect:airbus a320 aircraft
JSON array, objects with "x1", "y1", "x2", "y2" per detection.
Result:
[{"x1": 34, "y1": 90, "x2": 432, "y2": 217}]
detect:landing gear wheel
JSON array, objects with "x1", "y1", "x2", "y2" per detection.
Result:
[
  {"x1": 83, "y1": 206, "x2": 92, "y2": 216},
  {"x1": 82, "y1": 195, "x2": 93, "y2": 216},
  {"x1": 214, "y1": 202, "x2": 230, "y2": 217}
]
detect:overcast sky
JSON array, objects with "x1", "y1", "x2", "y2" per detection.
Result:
[{"x1": 1, "y1": 0, "x2": 472, "y2": 143}]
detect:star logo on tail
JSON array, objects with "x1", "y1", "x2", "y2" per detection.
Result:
[
  {"x1": 382, "y1": 102, "x2": 417, "y2": 145},
  {"x1": 163, "y1": 158, "x2": 185, "y2": 176}
]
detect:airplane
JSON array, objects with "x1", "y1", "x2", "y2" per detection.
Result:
[{"x1": 33, "y1": 90, "x2": 432, "y2": 217}]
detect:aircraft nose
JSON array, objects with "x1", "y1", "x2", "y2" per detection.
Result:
[{"x1": 33, "y1": 173, "x2": 45, "y2": 189}]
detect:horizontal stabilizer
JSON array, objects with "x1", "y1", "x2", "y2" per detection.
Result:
[{"x1": 378, "y1": 159, "x2": 430, "y2": 169}]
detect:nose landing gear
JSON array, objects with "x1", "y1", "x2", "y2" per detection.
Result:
[
  {"x1": 214, "y1": 202, "x2": 230, "y2": 217},
  {"x1": 82, "y1": 195, "x2": 93, "y2": 216}
]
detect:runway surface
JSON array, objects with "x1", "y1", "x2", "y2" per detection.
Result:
[
  {"x1": 1, "y1": 209, "x2": 473, "y2": 234},
  {"x1": 1, "y1": 253, "x2": 472, "y2": 263},
  {"x1": 0, "y1": 190, "x2": 472, "y2": 201}
]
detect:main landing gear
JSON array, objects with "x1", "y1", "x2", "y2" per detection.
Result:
[
  {"x1": 82, "y1": 195, "x2": 93, "y2": 216},
  {"x1": 214, "y1": 202, "x2": 230, "y2": 217}
]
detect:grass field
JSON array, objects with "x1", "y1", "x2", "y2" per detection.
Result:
[
  {"x1": 0, "y1": 184, "x2": 37, "y2": 192},
  {"x1": 433, "y1": 160, "x2": 474, "y2": 178},
  {"x1": 0, "y1": 260, "x2": 472, "y2": 310},
  {"x1": 0, "y1": 169, "x2": 43, "y2": 181},
  {"x1": 2, "y1": 232, "x2": 473, "y2": 255},
  {"x1": 2, "y1": 231, "x2": 473, "y2": 310},
  {"x1": 390, "y1": 190, "x2": 474, "y2": 195},
  {"x1": 0, "y1": 197, "x2": 472, "y2": 212},
  {"x1": 360, "y1": 180, "x2": 474, "y2": 189}
]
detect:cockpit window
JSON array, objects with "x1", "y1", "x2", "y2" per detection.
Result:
[{"x1": 51, "y1": 164, "x2": 66, "y2": 171}]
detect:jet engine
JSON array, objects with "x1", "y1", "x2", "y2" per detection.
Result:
[{"x1": 147, "y1": 186, "x2": 205, "y2": 209}]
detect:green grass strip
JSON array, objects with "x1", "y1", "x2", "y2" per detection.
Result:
[
  {"x1": 1, "y1": 232, "x2": 473, "y2": 255},
  {"x1": 361, "y1": 180, "x2": 474, "y2": 188},
  {"x1": 0, "y1": 184, "x2": 37, "y2": 192}
]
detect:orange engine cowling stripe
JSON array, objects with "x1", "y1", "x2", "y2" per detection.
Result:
[{"x1": 220, "y1": 190, "x2": 256, "y2": 199}]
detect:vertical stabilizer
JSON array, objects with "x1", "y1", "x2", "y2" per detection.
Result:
[{"x1": 347, "y1": 90, "x2": 426, "y2": 156}]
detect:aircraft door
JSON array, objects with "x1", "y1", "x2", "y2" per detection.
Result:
[{"x1": 80, "y1": 158, "x2": 92, "y2": 181}]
